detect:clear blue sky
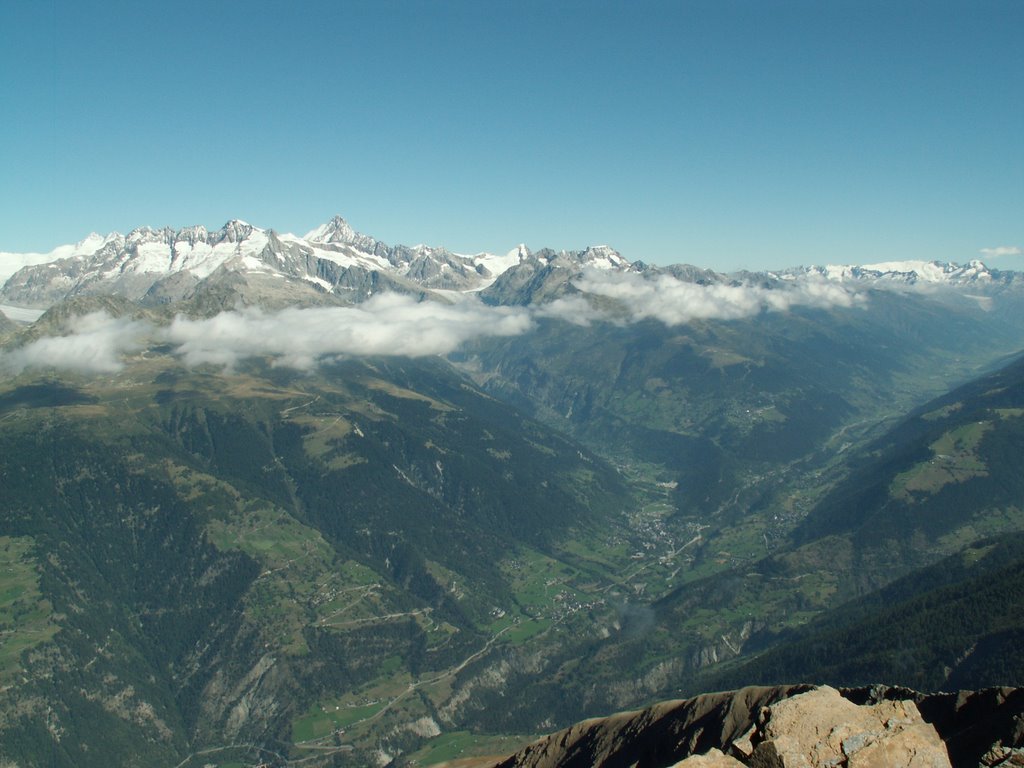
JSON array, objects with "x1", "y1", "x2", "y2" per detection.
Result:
[{"x1": 2, "y1": 0, "x2": 1022, "y2": 271}]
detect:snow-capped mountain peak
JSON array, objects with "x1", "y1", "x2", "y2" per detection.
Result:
[
  {"x1": 173, "y1": 225, "x2": 210, "y2": 246},
  {"x1": 0, "y1": 216, "x2": 547, "y2": 309},
  {"x1": 216, "y1": 219, "x2": 257, "y2": 244},
  {"x1": 304, "y1": 215, "x2": 360, "y2": 244},
  {"x1": 788, "y1": 259, "x2": 997, "y2": 287},
  {"x1": 302, "y1": 215, "x2": 384, "y2": 257},
  {"x1": 75, "y1": 232, "x2": 112, "y2": 251},
  {"x1": 126, "y1": 225, "x2": 174, "y2": 244},
  {"x1": 2, "y1": 217, "x2": 1020, "y2": 318},
  {"x1": 0, "y1": 231, "x2": 121, "y2": 285},
  {"x1": 468, "y1": 245, "x2": 532, "y2": 284},
  {"x1": 579, "y1": 245, "x2": 627, "y2": 270}
]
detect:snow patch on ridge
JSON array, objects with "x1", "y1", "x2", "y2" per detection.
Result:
[
  {"x1": 474, "y1": 245, "x2": 530, "y2": 280},
  {"x1": 861, "y1": 260, "x2": 955, "y2": 281},
  {"x1": 788, "y1": 258, "x2": 998, "y2": 288},
  {"x1": 0, "y1": 232, "x2": 118, "y2": 284}
]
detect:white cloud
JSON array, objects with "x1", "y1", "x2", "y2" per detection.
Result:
[
  {"x1": 1, "y1": 277, "x2": 862, "y2": 377},
  {"x1": 533, "y1": 294, "x2": 613, "y2": 326},
  {"x1": 0, "y1": 312, "x2": 151, "y2": 375},
  {"x1": 554, "y1": 269, "x2": 861, "y2": 326},
  {"x1": 163, "y1": 293, "x2": 534, "y2": 370},
  {"x1": 979, "y1": 245, "x2": 1023, "y2": 258},
  {"x1": 1, "y1": 297, "x2": 534, "y2": 375}
]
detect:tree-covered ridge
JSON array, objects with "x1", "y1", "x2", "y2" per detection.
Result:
[
  {"x1": 795, "y1": 353, "x2": 1024, "y2": 582},
  {"x1": 706, "y1": 534, "x2": 1024, "y2": 692},
  {"x1": 447, "y1": 351, "x2": 1024, "y2": 734},
  {"x1": 2, "y1": 274, "x2": 1024, "y2": 766},
  {"x1": 0, "y1": 357, "x2": 631, "y2": 767}
]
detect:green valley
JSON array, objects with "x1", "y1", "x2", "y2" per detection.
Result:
[{"x1": 2, "y1": 273, "x2": 1024, "y2": 767}]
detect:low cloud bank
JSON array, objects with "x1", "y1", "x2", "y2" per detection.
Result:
[
  {"x1": 551, "y1": 269, "x2": 861, "y2": 326},
  {"x1": 164, "y1": 293, "x2": 532, "y2": 369},
  {"x1": 1, "y1": 295, "x2": 533, "y2": 375},
  {"x1": 0, "y1": 312, "x2": 150, "y2": 375},
  {"x1": 1, "y1": 274, "x2": 861, "y2": 375},
  {"x1": 533, "y1": 295, "x2": 611, "y2": 326}
]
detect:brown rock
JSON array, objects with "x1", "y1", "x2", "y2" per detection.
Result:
[
  {"x1": 731, "y1": 724, "x2": 758, "y2": 758},
  {"x1": 489, "y1": 684, "x2": 1023, "y2": 768},
  {"x1": 490, "y1": 685, "x2": 815, "y2": 768},
  {"x1": 846, "y1": 726, "x2": 951, "y2": 768},
  {"x1": 670, "y1": 747, "x2": 747, "y2": 768},
  {"x1": 747, "y1": 734, "x2": 813, "y2": 768},
  {"x1": 746, "y1": 687, "x2": 950, "y2": 768},
  {"x1": 980, "y1": 746, "x2": 1024, "y2": 768}
]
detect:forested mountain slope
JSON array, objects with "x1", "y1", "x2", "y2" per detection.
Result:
[
  {"x1": 0, "y1": 357, "x2": 628, "y2": 767},
  {"x1": 449, "y1": 349, "x2": 1024, "y2": 738},
  {"x1": 3, "y1": 225, "x2": 1024, "y2": 766}
]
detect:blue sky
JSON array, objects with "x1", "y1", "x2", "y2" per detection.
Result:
[{"x1": 2, "y1": 0, "x2": 1021, "y2": 271}]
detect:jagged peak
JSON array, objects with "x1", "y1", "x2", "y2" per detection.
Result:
[
  {"x1": 782, "y1": 258, "x2": 998, "y2": 286},
  {"x1": 126, "y1": 225, "x2": 174, "y2": 245},
  {"x1": 216, "y1": 219, "x2": 256, "y2": 243},
  {"x1": 304, "y1": 215, "x2": 369, "y2": 245},
  {"x1": 75, "y1": 232, "x2": 110, "y2": 249},
  {"x1": 174, "y1": 225, "x2": 209, "y2": 243},
  {"x1": 581, "y1": 244, "x2": 628, "y2": 268},
  {"x1": 506, "y1": 243, "x2": 532, "y2": 260}
]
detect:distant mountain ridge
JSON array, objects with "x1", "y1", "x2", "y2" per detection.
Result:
[
  {"x1": 0, "y1": 217, "x2": 633, "y2": 310},
  {"x1": 3, "y1": 216, "x2": 1024, "y2": 766},
  {"x1": 1, "y1": 216, "x2": 1018, "y2": 313},
  {"x1": 781, "y1": 259, "x2": 1008, "y2": 287}
]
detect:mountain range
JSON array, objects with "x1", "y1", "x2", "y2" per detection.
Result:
[
  {"x1": 1, "y1": 216, "x2": 1023, "y2": 767},
  {"x1": 1, "y1": 217, "x2": 1017, "y2": 316},
  {"x1": 0, "y1": 217, "x2": 630, "y2": 312}
]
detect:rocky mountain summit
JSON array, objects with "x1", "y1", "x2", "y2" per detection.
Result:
[
  {"x1": 2, "y1": 216, "x2": 1024, "y2": 767},
  {"x1": 0, "y1": 217, "x2": 637, "y2": 311},
  {"x1": 0, "y1": 218, "x2": 481, "y2": 309},
  {"x1": 785, "y1": 260, "x2": 1007, "y2": 288},
  {"x1": 480, "y1": 685, "x2": 1023, "y2": 768},
  {"x1": 2, "y1": 217, "x2": 1019, "y2": 317}
]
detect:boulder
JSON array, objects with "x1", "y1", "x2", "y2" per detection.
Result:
[
  {"x1": 745, "y1": 687, "x2": 949, "y2": 768},
  {"x1": 489, "y1": 684, "x2": 1022, "y2": 768}
]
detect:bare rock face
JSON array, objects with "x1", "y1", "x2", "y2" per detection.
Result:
[
  {"x1": 490, "y1": 684, "x2": 1023, "y2": 768},
  {"x1": 491, "y1": 685, "x2": 815, "y2": 768},
  {"x1": 743, "y1": 687, "x2": 949, "y2": 768}
]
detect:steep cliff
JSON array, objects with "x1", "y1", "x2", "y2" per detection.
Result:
[{"x1": 483, "y1": 685, "x2": 1024, "y2": 768}]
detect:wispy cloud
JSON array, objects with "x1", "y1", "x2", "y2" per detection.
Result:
[
  {"x1": 0, "y1": 312, "x2": 150, "y2": 375},
  {"x1": 545, "y1": 269, "x2": 861, "y2": 326},
  {"x1": 2, "y1": 274, "x2": 863, "y2": 376},
  {"x1": 2, "y1": 298, "x2": 533, "y2": 374},
  {"x1": 163, "y1": 293, "x2": 533, "y2": 369},
  {"x1": 533, "y1": 295, "x2": 613, "y2": 326},
  {"x1": 980, "y1": 245, "x2": 1023, "y2": 258}
]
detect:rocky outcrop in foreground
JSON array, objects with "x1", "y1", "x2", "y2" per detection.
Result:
[{"x1": 486, "y1": 684, "x2": 1024, "y2": 768}]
